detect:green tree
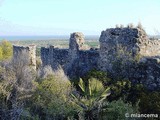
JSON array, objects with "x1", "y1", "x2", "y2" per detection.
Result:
[{"x1": 0, "y1": 40, "x2": 13, "y2": 60}]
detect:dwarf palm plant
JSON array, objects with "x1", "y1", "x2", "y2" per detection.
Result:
[{"x1": 71, "y1": 78, "x2": 110, "y2": 120}]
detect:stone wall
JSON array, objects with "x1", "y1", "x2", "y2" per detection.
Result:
[
  {"x1": 132, "y1": 57, "x2": 160, "y2": 90},
  {"x1": 11, "y1": 26, "x2": 160, "y2": 90},
  {"x1": 99, "y1": 27, "x2": 160, "y2": 72},
  {"x1": 41, "y1": 47, "x2": 70, "y2": 71},
  {"x1": 41, "y1": 32, "x2": 99, "y2": 79},
  {"x1": 13, "y1": 45, "x2": 36, "y2": 70},
  {"x1": 69, "y1": 32, "x2": 85, "y2": 51},
  {"x1": 99, "y1": 27, "x2": 160, "y2": 90}
]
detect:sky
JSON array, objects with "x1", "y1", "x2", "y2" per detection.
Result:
[{"x1": 0, "y1": 0, "x2": 160, "y2": 36}]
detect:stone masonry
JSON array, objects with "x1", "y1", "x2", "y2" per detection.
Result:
[
  {"x1": 41, "y1": 32, "x2": 99, "y2": 79},
  {"x1": 13, "y1": 45, "x2": 36, "y2": 70},
  {"x1": 98, "y1": 27, "x2": 160, "y2": 90},
  {"x1": 13, "y1": 26, "x2": 160, "y2": 90},
  {"x1": 99, "y1": 27, "x2": 160, "y2": 72}
]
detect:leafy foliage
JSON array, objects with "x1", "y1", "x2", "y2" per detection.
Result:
[
  {"x1": 31, "y1": 74, "x2": 79, "y2": 119},
  {"x1": 101, "y1": 99, "x2": 139, "y2": 120},
  {"x1": 0, "y1": 56, "x2": 159, "y2": 120},
  {"x1": 85, "y1": 69, "x2": 112, "y2": 85},
  {"x1": 71, "y1": 78, "x2": 111, "y2": 119},
  {"x1": 139, "y1": 91, "x2": 160, "y2": 114},
  {"x1": 0, "y1": 40, "x2": 13, "y2": 60}
]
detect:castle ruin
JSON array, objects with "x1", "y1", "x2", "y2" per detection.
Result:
[
  {"x1": 13, "y1": 26, "x2": 160, "y2": 90},
  {"x1": 41, "y1": 32, "x2": 99, "y2": 79}
]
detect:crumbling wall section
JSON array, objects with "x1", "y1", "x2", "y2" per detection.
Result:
[
  {"x1": 99, "y1": 27, "x2": 160, "y2": 90},
  {"x1": 13, "y1": 45, "x2": 36, "y2": 70},
  {"x1": 41, "y1": 32, "x2": 99, "y2": 79},
  {"x1": 131, "y1": 57, "x2": 160, "y2": 90},
  {"x1": 41, "y1": 46, "x2": 69, "y2": 71},
  {"x1": 99, "y1": 27, "x2": 160, "y2": 72}
]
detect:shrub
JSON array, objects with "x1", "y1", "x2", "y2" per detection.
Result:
[
  {"x1": 108, "y1": 80, "x2": 131, "y2": 101},
  {"x1": 101, "y1": 99, "x2": 139, "y2": 120},
  {"x1": 85, "y1": 69, "x2": 112, "y2": 85},
  {"x1": 36, "y1": 57, "x2": 42, "y2": 70},
  {"x1": 0, "y1": 40, "x2": 13, "y2": 60},
  {"x1": 71, "y1": 78, "x2": 111, "y2": 120},
  {"x1": 0, "y1": 56, "x2": 36, "y2": 120},
  {"x1": 31, "y1": 67, "x2": 79, "y2": 119},
  {"x1": 139, "y1": 91, "x2": 160, "y2": 115}
]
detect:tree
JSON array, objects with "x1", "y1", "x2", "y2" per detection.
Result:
[{"x1": 0, "y1": 40, "x2": 13, "y2": 60}]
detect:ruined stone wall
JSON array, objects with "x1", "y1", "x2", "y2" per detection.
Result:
[
  {"x1": 41, "y1": 32, "x2": 99, "y2": 79},
  {"x1": 132, "y1": 57, "x2": 160, "y2": 90},
  {"x1": 99, "y1": 27, "x2": 160, "y2": 90},
  {"x1": 12, "y1": 26, "x2": 160, "y2": 90},
  {"x1": 40, "y1": 27, "x2": 160, "y2": 90},
  {"x1": 69, "y1": 32, "x2": 85, "y2": 51},
  {"x1": 41, "y1": 46, "x2": 70, "y2": 71},
  {"x1": 99, "y1": 27, "x2": 160, "y2": 71},
  {"x1": 13, "y1": 45, "x2": 36, "y2": 70}
]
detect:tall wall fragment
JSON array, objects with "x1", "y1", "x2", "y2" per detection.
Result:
[{"x1": 13, "y1": 45, "x2": 36, "y2": 70}]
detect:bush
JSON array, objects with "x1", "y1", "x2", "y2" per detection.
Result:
[
  {"x1": 85, "y1": 69, "x2": 112, "y2": 85},
  {"x1": 0, "y1": 56, "x2": 36, "y2": 120},
  {"x1": 108, "y1": 80, "x2": 131, "y2": 101},
  {"x1": 36, "y1": 57, "x2": 42, "y2": 70},
  {"x1": 0, "y1": 57, "x2": 159, "y2": 120},
  {"x1": 139, "y1": 91, "x2": 160, "y2": 115},
  {"x1": 71, "y1": 78, "x2": 111, "y2": 120},
  {"x1": 101, "y1": 99, "x2": 139, "y2": 120},
  {"x1": 30, "y1": 67, "x2": 80, "y2": 119},
  {"x1": 0, "y1": 40, "x2": 13, "y2": 60}
]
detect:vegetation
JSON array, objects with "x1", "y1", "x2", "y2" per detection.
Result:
[
  {"x1": 0, "y1": 59, "x2": 139, "y2": 120},
  {"x1": 86, "y1": 70, "x2": 160, "y2": 117},
  {"x1": 30, "y1": 75, "x2": 78, "y2": 119},
  {"x1": 71, "y1": 78, "x2": 110, "y2": 119},
  {"x1": 0, "y1": 40, "x2": 13, "y2": 60},
  {"x1": 0, "y1": 40, "x2": 159, "y2": 120}
]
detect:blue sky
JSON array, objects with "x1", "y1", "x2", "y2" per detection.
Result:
[{"x1": 0, "y1": 0, "x2": 160, "y2": 36}]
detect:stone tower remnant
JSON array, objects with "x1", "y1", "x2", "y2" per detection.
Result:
[
  {"x1": 69, "y1": 32, "x2": 85, "y2": 60},
  {"x1": 13, "y1": 45, "x2": 36, "y2": 70},
  {"x1": 69, "y1": 32, "x2": 85, "y2": 51}
]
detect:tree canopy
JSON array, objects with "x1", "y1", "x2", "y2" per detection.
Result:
[{"x1": 0, "y1": 40, "x2": 13, "y2": 60}]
